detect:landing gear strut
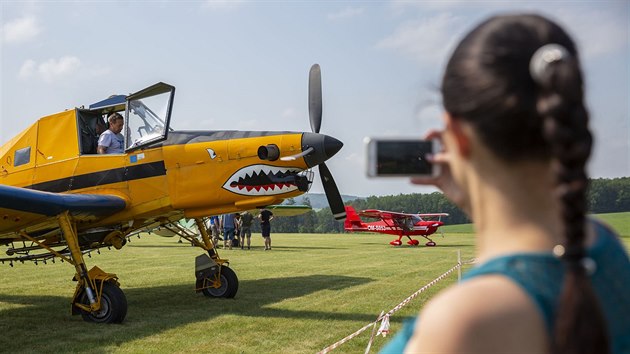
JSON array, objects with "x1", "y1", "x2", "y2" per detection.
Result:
[
  {"x1": 58, "y1": 211, "x2": 127, "y2": 323},
  {"x1": 163, "y1": 218, "x2": 239, "y2": 299}
]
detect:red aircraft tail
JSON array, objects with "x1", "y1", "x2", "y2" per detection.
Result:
[{"x1": 344, "y1": 206, "x2": 364, "y2": 230}]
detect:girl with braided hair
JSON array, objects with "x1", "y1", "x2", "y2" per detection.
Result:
[{"x1": 380, "y1": 14, "x2": 630, "y2": 354}]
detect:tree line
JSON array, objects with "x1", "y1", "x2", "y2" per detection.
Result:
[{"x1": 247, "y1": 177, "x2": 629, "y2": 234}]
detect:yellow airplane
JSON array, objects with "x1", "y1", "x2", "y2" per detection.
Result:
[{"x1": 0, "y1": 64, "x2": 345, "y2": 323}]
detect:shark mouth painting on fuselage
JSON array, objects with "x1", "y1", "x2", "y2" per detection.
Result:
[{"x1": 222, "y1": 164, "x2": 304, "y2": 196}]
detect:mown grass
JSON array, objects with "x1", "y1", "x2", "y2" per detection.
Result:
[
  {"x1": 0, "y1": 213, "x2": 627, "y2": 353},
  {"x1": 0, "y1": 233, "x2": 474, "y2": 353}
]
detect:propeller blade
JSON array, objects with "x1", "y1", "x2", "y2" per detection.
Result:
[
  {"x1": 319, "y1": 162, "x2": 346, "y2": 220},
  {"x1": 308, "y1": 64, "x2": 322, "y2": 134}
]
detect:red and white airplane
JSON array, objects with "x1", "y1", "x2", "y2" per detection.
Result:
[{"x1": 344, "y1": 206, "x2": 448, "y2": 246}]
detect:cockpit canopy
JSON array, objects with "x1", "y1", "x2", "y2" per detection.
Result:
[{"x1": 87, "y1": 82, "x2": 175, "y2": 153}]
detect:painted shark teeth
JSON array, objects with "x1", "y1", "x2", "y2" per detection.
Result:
[{"x1": 222, "y1": 164, "x2": 303, "y2": 196}]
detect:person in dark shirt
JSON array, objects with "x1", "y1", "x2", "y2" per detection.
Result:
[
  {"x1": 257, "y1": 208, "x2": 274, "y2": 250},
  {"x1": 239, "y1": 210, "x2": 254, "y2": 250}
]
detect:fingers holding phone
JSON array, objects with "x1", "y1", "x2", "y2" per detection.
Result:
[{"x1": 408, "y1": 130, "x2": 469, "y2": 214}]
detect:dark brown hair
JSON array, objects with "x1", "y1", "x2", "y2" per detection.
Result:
[{"x1": 441, "y1": 14, "x2": 609, "y2": 353}]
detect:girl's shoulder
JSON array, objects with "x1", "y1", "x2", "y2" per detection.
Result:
[{"x1": 408, "y1": 274, "x2": 548, "y2": 353}]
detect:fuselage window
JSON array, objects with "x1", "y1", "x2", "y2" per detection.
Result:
[{"x1": 14, "y1": 146, "x2": 31, "y2": 167}]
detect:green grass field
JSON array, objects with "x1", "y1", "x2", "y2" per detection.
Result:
[{"x1": 0, "y1": 212, "x2": 627, "y2": 353}]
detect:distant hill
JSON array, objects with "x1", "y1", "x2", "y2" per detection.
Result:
[{"x1": 285, "y1": 193, "x2": 364, "y2": 209}]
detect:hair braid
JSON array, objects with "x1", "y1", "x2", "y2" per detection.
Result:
[{"x1": 535, "y1": 50, "x2": 610, "y2": 354}]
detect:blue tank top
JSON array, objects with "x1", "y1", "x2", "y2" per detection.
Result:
[{"x1": 380, "y1": 220, "x2": 630, "y2": 354}]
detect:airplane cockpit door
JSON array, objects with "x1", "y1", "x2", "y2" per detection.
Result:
[{"x1": 124, "y1": 82, "x2": 175, "y2": 152}]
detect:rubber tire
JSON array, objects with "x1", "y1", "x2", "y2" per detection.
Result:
[
  {"x1": 202, "y1": 266, "x2": 239, "y2": 298},
  {"x1": 426, "y1": 241, "x2": 437, "y2": 247},
  {"x1": 80, "y1": 281, "x2": 128, "y2": 324}
]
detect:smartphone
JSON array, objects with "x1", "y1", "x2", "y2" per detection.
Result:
[{"x1": 366, "y1": 137, "x2": 440, "y2": 177}]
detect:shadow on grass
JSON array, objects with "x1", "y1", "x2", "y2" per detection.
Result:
[{"x1": 0, "y1": 274, "x2": 373, "y2": 351}]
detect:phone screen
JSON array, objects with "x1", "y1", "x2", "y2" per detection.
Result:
[{"x1": 374, "y1": 140, "x2": 434, "y2": 176}]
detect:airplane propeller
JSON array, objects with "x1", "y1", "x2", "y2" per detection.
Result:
[
  {"x1": 308, "y1": 65, "x2": 323, "y2": 134},
  {"x1": 308, "y1": 64, "x2": 346, "y2": 221}
]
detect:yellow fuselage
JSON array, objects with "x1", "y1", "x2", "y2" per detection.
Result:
[{"x1": 0, "y1": 109, "x2": 310, "y2": 238}]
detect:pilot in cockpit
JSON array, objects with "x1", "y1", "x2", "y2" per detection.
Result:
[{"x1": 97, "y1": 113, "x2": 125, "y2": 154}]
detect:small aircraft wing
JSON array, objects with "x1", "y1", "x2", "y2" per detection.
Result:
[
  {"x1": 359, "y1": 209, "x2": 384, "y2": 219},
  {"x1": 0, "y1": 184, "x2": 127, "y2": 236},
  {"x1": 359, "y1": 209, "x2": 412, "y2": 221},
  {"x1": 417, "y1": 213, "x2": 449, "y2": 221}
]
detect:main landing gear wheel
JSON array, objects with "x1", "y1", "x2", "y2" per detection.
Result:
[
  {"x1": 202, "y1": 266, "x2": 239, "y2": 298},
  {"x1": 407, "y1": 239, "x2": 420, "y2": 246},
  {"x1": 80, "y1": 282, "x2": 127, "y2": 323},
  {"x1": 425, "y1": 241, "x2": 436, "y2": 247},
  {"x1": 389, "y1": 240, "x2": 403, "y2": 246}
]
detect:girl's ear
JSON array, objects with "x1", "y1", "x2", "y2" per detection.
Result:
[{"x1": 444, "y1": 112, "x2": 472, "y2": 158}]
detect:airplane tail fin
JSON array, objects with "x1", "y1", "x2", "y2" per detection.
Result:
[{"x1": 344, "y1": 206, "x2": 364, "y2": 230}]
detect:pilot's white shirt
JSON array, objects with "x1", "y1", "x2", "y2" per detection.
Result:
[{"x1": 98, "y1": 130, "x2": 124, "y2": 154}]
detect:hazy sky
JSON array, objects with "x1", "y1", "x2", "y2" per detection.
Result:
[{"x1": 1, "y1": 1, "x2": 628, "y2": 197}]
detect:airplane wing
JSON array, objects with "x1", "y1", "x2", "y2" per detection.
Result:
[
  {"x1": 417, "y1": 213, "x2": 449, "y2": 217},
  {"x1": 359, "y1": 209, "x2": 412, "y2": 221},
  {"x1": 0, "y1": 184, "x2": 127, "y2": 237},
  {"x1": 417, "y1": 213, "x2": 449, "y2": 221},
  {"x1": 359, "y1": 209, "x2": 386, "y2": 219}
]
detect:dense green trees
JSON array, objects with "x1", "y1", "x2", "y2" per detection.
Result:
[
  {"x1": 588, "y1": 178, "x2": 630, "y2": 213},
  {"x1": 249, "y1": 177, "x2": 629, "y2": 234}
]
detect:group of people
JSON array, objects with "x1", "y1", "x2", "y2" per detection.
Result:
[{"x1": 209, "y1": 208, "x2": 274, "y2": 251}]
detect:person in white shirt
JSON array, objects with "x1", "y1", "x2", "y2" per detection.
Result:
[{"x1": 97, "y1": 113, "x2": 124, "y2": 154}]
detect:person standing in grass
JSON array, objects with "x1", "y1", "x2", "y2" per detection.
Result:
[
  {"x1": 258, "y1": 208, "x2": 274, "y2": 250},
  {"x1": 239, "y1": 210, "x2": 254, "y2": 250},
  {"x1": 208, "y1": 215, "x2": 221, "y2": 246},
  {"x1": 381, "y1": 13, "x2": 630, "y2": 354},
  {"x1": 220, "y1": 213, "x2": 237, "y2": 250}
]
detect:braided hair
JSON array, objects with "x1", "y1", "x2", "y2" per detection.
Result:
[{"x1": 441, "y1": 14, "x2": 609, "y2": 353}]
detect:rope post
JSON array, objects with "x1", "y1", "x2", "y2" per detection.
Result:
[{"x1": 457, "y1": 250, "x2": 462, "y2": 282}]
